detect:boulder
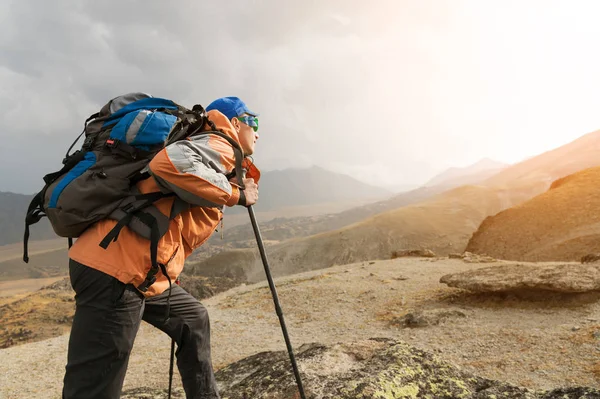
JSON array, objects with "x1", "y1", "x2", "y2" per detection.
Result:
[
  {"x1": 440, "y1": 263, "x2": 600, "y2": 293},
  {"x1": 391, "y1": 249, "x2": 436, "y2": 259},
  {"x1": 40, "y1": 277, "x2": 72, "y2": 292},
  {"x1": 581, "y1": 253, "x2": 600, "y2": 264},
  {"x1": 448, "y1": 251, "x2": 497, "y2": 263}
]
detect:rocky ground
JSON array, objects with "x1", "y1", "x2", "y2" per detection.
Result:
[
  {"x1": 2, "y1": 257, "x2": 600, "y2": 398},
  {"x1": 124, "y1": 339, "x2": 600, "y2": 398}
]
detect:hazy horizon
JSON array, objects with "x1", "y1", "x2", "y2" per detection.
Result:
[{"x1": 2, "y1": 0, "x2": 600, "y2": 194}]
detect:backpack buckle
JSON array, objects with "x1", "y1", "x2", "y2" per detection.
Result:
[
  {"x1": 105, "y1": 138, "x2": 119, "y2": 148},
  {"x1": 122, "y1": 203, "x2": 135, "y2": 213},
  {"x1": 82, "y1": 135, "x2": 96, "y2": 150}
]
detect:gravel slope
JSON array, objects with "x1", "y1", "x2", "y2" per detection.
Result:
[{"x1": 2, "y1": 257, "x2": 600, "y2": 398}]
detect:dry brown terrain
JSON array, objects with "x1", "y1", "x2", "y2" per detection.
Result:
[
  {"x1": 467, "y1": 166, "x2": 600, "y2": 261},
  {"x1": 2, "y1": 257, "x2": 600, "y2": 399},
  {"x1": 190, "y1": 183, "x2": 541, "y2": 282},
  {"x1": 0, "y1": 274, "x2": 245, "y2": 350},
  {"x1": 0, "y1": 279, "x2": 74, "y2": 349}
]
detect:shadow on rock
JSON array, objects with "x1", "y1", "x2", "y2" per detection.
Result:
[{"x1": 436, "y1": 289, "x2": 600, "y2": 310}]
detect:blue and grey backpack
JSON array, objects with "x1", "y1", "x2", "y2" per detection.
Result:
[{"x1": 23, "y1": 92, "x2": 244, "y2": 292}]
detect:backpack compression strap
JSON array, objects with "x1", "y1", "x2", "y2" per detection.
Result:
[
  {"x1": 64, "y1": 112, "x2": 100, "y2": 162},
  {"x1": 23, "y1": 191, "x2": 46, "y2": 263},
  {"x1": 23, "y1": 150, "x2": 88, "y2": 263}
]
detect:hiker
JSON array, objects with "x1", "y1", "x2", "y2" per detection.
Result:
[{"x1": 61, "y1": 96, "x2": 260, "y2": 399}]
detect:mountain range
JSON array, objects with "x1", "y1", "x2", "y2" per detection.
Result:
[
  {"x1": 189, "y1": 129, "x2": 600, "y2": 281},
  {"x1": 0, "y1": 165, "x2": 391, "y2": 247},
  {"x1": 424, "y1": 158, "x2": 508, "y2": 187},
  {"x1": 4, "y1": 128, "x2": 600, "y2": 282}
]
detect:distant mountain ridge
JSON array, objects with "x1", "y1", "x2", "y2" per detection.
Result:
[
  {"x1": 425, "y1": 158, "x2": 509, "y2": 187},
  {"x1": 0, "y1": 166, "x2": 392, "y2": 246},
  {"x1": 484, "y1": 129, "x2": 600, "y2": 187},
  {"x1": 221, "y1": 165, "x2": 392, "y2": 214},
  {"x1": 249, "y1": 165, "x2": 391, "y2": 210}
]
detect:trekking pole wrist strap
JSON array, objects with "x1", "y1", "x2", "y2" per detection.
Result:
[{"x1": 237, "y1": 190, "x2": 247, "y2": 206}]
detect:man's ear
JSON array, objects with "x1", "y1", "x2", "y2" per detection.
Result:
[{"x1": 231, "y1": 117, "x2": 240, "y2": 132}]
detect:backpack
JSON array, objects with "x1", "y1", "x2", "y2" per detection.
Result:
[{"x1": 23, "y1": 92, "x2": 244, "y2": 292}]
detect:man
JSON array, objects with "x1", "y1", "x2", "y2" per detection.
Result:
[{"x1": 63, "y1": 96, "x2": 260, "y2": 399}]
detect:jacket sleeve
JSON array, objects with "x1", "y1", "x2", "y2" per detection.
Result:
[{"x1": 148, "y1": 136, "x2": 240, "y2": 208}]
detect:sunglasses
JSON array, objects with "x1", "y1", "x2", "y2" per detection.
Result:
[{"x1": 237, "y1": 116, "x2": 259, "y2": 132}]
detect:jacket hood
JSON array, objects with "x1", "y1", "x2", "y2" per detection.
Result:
[{"x1": 205, "y1": 110, "x2": 241, "y2": 145}]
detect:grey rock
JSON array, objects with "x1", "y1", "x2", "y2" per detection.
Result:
[
  {"x1": 214, "y1": 339, "x2": 599, "y2": 398},
  {"x1": 393, "y1": 308, "x2": 467, "y2": 328},
  {"x1": 440, "y1": 263, "x2": 600, "y2": 293},
  {"x1": 391, "y1": 249, "x2": 436, "y2": 258},
  {"x1": 120, "y1": 339, "x2": 600, "y2": 398},
  {"x1": 581, "y1": 253, "x2": 600, "y2": 264}
]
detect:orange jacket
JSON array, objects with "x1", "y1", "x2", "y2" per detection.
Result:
[{"x1": 69, "y1": 110, "x2": 259, "y2": 297}]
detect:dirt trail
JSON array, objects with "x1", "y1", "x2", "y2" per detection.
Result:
[{"x1": 2, "y1": 257, "x2": 600, "y2": 399}]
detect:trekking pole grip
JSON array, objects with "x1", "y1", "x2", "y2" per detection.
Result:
[{"x1": 242, "y1": 169, "x2": 307, "y2": 399}]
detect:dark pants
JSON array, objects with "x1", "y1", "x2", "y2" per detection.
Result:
[{"x1": 62, "y1": 259, "x2": 220, "y2": 399}]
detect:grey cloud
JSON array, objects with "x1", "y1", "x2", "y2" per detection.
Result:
[{"x1": 2, "y1": 0, "x2": 539, "y2": 194}]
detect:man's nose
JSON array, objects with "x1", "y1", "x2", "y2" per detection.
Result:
[{"x1": 254, "y1": 132, "x2": 260, "y2": 141}]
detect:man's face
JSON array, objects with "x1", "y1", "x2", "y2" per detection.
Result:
[{"x1": 235, "y1": 114, "x2": 259, "y2": 155}]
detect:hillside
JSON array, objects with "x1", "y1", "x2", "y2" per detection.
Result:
[
  {"x1": 190, "y1": 183, "x2": 539, "y2": 282},
  {"x1": 466, "y1": 166, "x2": 600, "y2": 261},
  {"x1": 425, "y1": 158, "x2": 508, "y2": 187},
  {"x1": 0, "y1": 247, "x2": 68, "y2": 281},
  {"x1": 200, "y1": 185, "x2": 449, "y2": 251},
  {"x1": 205, "y1": 129, "x2": 600, "y2": 259},
  {"x1": 484, "y1": 129, "x2": 600, "y2": 188},
  {"x1": 0, "y1": 192, "x2": 56, "y2": 246}
]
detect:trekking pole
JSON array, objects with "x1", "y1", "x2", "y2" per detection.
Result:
[
  {"x1": 167, "y1": 278, "x2": 180, "y2": 399},
  {"x1": 168, "y1": 339, "x2": 175, "y2": 398},
  {"x1": 242, "y1": 171, "x2": 307, "y2": 399}
]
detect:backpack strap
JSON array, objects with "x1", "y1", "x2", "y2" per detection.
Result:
[
  {"x1": 133, "y1": 210, "x2": 163, "y2": 292},
  {"x1": 192, "y1": 130, "x2": 246, "y2": 190},
  {"x1": 97, "y1": 128, "x2": 245, "y2": 294},
  {"x1": 132, "y1": 210, "x2": 173, "y2": 322},
  {"x1": 99, "y1": 192, "x2": 175, "y2": 249},
  {"x1": 99, "y1": 191, "x2": 174, "y2": 320},
  {"x1": 23, "y1": 191, "x2": 46, "y2": 263}
]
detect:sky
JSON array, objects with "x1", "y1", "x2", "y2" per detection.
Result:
[{"x1": 2, "y1": 0, "x2": 600, "y2": 194}]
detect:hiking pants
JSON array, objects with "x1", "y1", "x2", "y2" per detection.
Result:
[{"x1": 62, "y1": 259, "x2": 220, "y2": 399}]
